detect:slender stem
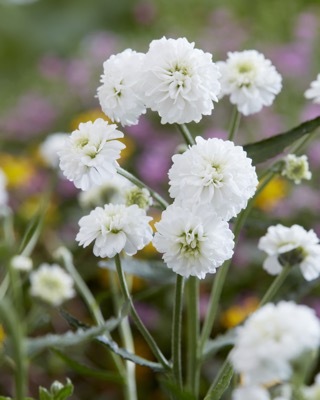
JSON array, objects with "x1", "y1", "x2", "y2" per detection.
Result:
[
  {"x1": 228, "y1": 108, "x2": 241, "y2": 142},
  {"x1": 186, "y1": 277, "x2": 200, "y2": 398},
  {"x1": 172, "y1": 275, "x2": 185, "y2": 388},
  {"x1": 117, "y1": 167, "x2": 169, "y2": 209},
  {"x1": 114, "y1": 254, "x2": 171, "y2": 371},
  {"x1": 176, "y1": 124, "x2": 195, "y2": 146},
  {"x1": 109, "y1": 271, "x2": 137, "y2": 400},
  {"x1": 55, "y1": 247, "x2": 124, "y2": 376},
  {"x1": 0, "y1": 273, "x2": 9, "y2": 300},
  {"x1": 259, "y1": 264, "x2": 291, "y2": 306},
  {"x1": 290, "y1": 129, "x2": 319, "y2": 155}
]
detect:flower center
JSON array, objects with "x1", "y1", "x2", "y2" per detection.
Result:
[
  {"x1": 202, "y1": 164, "x2": 224, "y2": 187},
  {"x1": 235, "y1": 61, "x2": 256, "y2": 88},
  {"x1": 179, "y1": 226, "x2": 204, "y2": 256}
]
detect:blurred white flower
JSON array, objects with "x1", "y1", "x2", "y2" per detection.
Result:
[
  {"x1": 153, "y1": 204, "x2": 234, "y2": 279},
  {"x1": 218, "y1": 50, "x2": 282, "y2": 115},
  {"x1": 281, "y1": 154, "x2": 312, "y2": 184},
  {"x1": 168, "y1": 137, "x2": 258, "y2": 221},
  {"x1": 0, "y1": 169, "x2": 8, "y2": 208},
  {"x1": 39, "y1": 133, "x2": 69, "y2": 168},
  {"x1": 97, "y1": 49, "x2": 146, "y2": 126},
  {"x1": 230, "y1": 301, "x2": 320, "y2": 385},
  {"x1": 30, "y1": 263, "x2": 75, "y2": 306},
  {"x1": 76, "y1": 204, "x2": 153, "y2": 258},
  {"x1": 305, "y1": 74, "x2": 320, "y2": 103},
  {"x1": 124, "y1": 186, "x2": 153, "y2": 210},
  {"x1": 11, "y1": 255, "x2": 33, "y2": 271},
  {"x1": 232, "y1": 386, "x2": 270, "y2": 400},
  {"x1": 258, "y1": 224, "x2": 320, "y2": 281},
  {"x1": 59, "y1": 119, "x2": 125, "y2": 191},
  {"x1": 142, "y1": 37, "x2": 221, "y2": 124}
]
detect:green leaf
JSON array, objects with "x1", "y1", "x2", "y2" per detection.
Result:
[
  {"x1": 39, "y1": 388, "x2": 53, "y2": 400},
  {"x1": 204, "y1": 360, "x2": 234, "y2": 400},
  {"x1": 202, "y1": 330, "x2": 236, "y2": 360},
  {"x1": 159, "y1": 377, "x2": 196, "y2": 400},
  {"x1": 26, "y1": 318, "x2": 122, "y2": 357},
  {"x1": 51, "y1": 379, "x2": 73, "y2": 400},
  {"x1": 18, "y1": 206, "x2": 45, "y2": 257},
  {"x1": 99, "y1": 256, "x2": 176, "y2": 284},
  {"x1": 96, "y1": 335, "x2": 165, "y2": 372},
  {"x1": 243, "y1": 116, "x2": 320, "y2": 164},
  {"x1": 52, "y1": 349, "x2": 124, "y2": 384}
]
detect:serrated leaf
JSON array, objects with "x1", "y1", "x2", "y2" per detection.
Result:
[
  {"x1": 243, "y1": 116, "x2": 320, "y2": 164},
  {"x1": 99, "y1": 257, "x2": 175, "y2": 284},
  {"x1": 26, "y1": 318, "x2": 122, "y2": 357},
  {"x1": 96, "y1": 335, "x2": 165, "y2": 372},
  {"x1": 52, "y1": 349, "x2": 124, "y2": 384},
  {"x1": 202, "y1": 330, "x2": 236, "y2": 360}
]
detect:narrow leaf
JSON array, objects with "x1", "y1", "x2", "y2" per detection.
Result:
[
  {"x1": 99, "y1": 257, "x2": 176, "y2": 284},
  {"x1": 204, "y1": 360, "x2": 234, "y2": 400},
  {"x1": 243, "y1": 116, "x2": 320, "y2": 164},
  {"x1": 52, "y1": 349, "x2": 124, "y2": 384},
  {"x1": 96, "y1": 335, "x2": 165, "y2": 372},
  {"x1": 159, "y1": 377, "x2": 196, "y2": 400}
]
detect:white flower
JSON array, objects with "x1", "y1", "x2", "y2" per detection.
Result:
[
  {"x1": 76, "y1": 204, "x2": 153, "y2": 258},
  {"x1": 218, "y1": 50, "x2": 282, "y2": 115},
  {"x1": 124, "y1": 186, "x2": 153, "y2": 210},
  {"x1": 78, "y1": 174, "x2": 132, "y2": 209},
  {"x1": 11, "y1": 255, "x2": 33, "y2": 271},
  {"x1": 39, "y1": 133, "x2": 69, "y2": 168},
  {"x1": 258, "y1": 224, "x2": 320, "y2": 281},
  {"x1": 30, "y1": 263, "x2": 75, "y2": 306},
  {"x1": 0, "y1": 169, "x2": 8, "y2": 208},
  {"x1": 230, "y1": 301, "x2": 320, "y2": 385},
  {"x1": 142, "y1": 37, "x2": 221, "y2": 124},
  {"x1": 168, "y1": 137, "x2": 258, "y2": 221},
  {"x1": 281, "y1": 154, "x2": 312, "y2": 184},
  {"x1": 153, "y1": 204, "x2": 234, "y2": 279},
  {"x1": 97, "y1": 49, "x2": 146, "y2": 126},
  {"x1": 59, "y1": 119, "x2": 125, "y2": 191},
  {"x1": 232, "y1": 386, "x2": 270, "y2": 400},
  {"x1": 305, "y1": 74, "x2": 320, "y2": 104}
]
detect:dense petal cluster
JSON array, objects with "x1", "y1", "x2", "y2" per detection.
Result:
[
  {"x1": 76, "y1": 204, "x2": 153, "y2": 258},
  {"x1": 305, "y1": 74, "x2": 320, "y2": 103},
  {"x1": 168, "y1": 137, "x2": 258, "y2": 221},
  {"x1": 30, "y1": 263, "x2": 75, "y2": 306},
  {"x1": 258, "y1": 224, "x2": 320, "y2": 281},
  {"x1": 218, "y1": 50, "x2": 282, "y2": 115},
  {"x1": 142, "y1": 37, "x2": 221, "y2": 124},
  {"x1": 0, "y1": 169, "x2": 8, "y2": 208},
  {"x1": 281, "y1": 154, "x2": 312, "y2": 184},
  {"x1": 97, "y1": 49, "x2": 146, "y2": 126},
  {"x1": 230, "y1": 301, "x2": 320, "y2": 385},
  {"x1": 40, "y1": 133, "x2": 69, "y2": 168},
  {"x1": 153, "y1": 204, "x2": 234, "y2": 279},
  {"x1": 59, "y1": 119, "x2": 125, "y2": 191}
]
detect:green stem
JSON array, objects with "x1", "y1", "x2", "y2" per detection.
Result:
[
  {"x1": 55, "y1": 247, "x2": 124, "y2": 376},
  {"x1": 176, "y1": 124, "x2": 195, "y2": 146},
  {"x1": 109, "y1": 271, "x2": 137, "y2": 400},
  {"x1": 259, "y1": 264, "x2": 291, "y2": 306},
  {"x1": 228, "y1": 108, "x2": 241, "y2": 142},
  {"x1": 114, "y1": 254, "x2": 171, "y2": 371},
  {"x1": 172, "y1": 275, "x2": 185, "y2": 388},
  {"x1": 117, "y1": 167, "x2": 169, "y2": 209},
  {"x1": 186, "y1": 277, "x2": 200, "y2": 398}
]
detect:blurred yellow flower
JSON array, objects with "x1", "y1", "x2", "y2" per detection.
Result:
[
  {"x1": 254, "y1": 177, "x2": 289, "y2": 211},
  {"x1": 0, "y1": 154, "x2": 35, "y2": 188},
  {"x1": 18, "y1": 195, "x2": 59, "y2": 224},
  {"x1": 0, "y1": 325, "x2": 5, "y2": 348},
  {"x1": 220, "y1": 297, "x2": 259, "y2": 329},
  {"x1": 70, "y1": 108, "x2": 112, "y2": 131}
]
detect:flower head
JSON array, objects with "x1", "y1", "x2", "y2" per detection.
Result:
[
  {"x1": 305, "y1": 74, "x2": 320, "y2": 103},
  {"x1": 230, "y1": 301, "x2": 320, "y2": 385},
  {"x1": 218, "y1": 50, "x2": 282, "y2": 115},
  {"x1": 142, "y1": 37, "x2": 221, "y2": 124},
  {"x1": 97, "y1": 49, "x2": 146, "y2": 126},
  {"x1": 59, "y1": 119, "x2": 125, "y2": 191},
  {"x1": 232, "y1": 386, "x2": 270, "y2": 400},
  {"x1": 281, "y1": 154, "x2": 312, "y2": 184},
  {"x1": 30, "y1": 263, "x2": 75, "y2": 306},
  {"x1": 76, "y1": 204, "x2": 153, "y2": 258},
  {"x1": 153, "y1": 204, "x2": 234, "y2": 279},
  {"x1": 39, "y1": 133, "x2": 69, "y2": 168},
  {"x1": 168, "y1": 137, "x2": 258, "y2": 221},
  {"x1": 11, "y1": 255, "x2": 33, "y2": 272},
  {"x1": 258, "y1": 224, "x2": 320, "y2": 281}
]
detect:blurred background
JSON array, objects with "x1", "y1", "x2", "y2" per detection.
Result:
[{"x1": 1, "y1": 0, "x2": 320, "y2": 398}]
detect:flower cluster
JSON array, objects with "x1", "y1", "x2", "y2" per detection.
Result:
[
  {"x1": 281, "y1": 153, "x2": 312, "y2": 184},
  {"x1": 305, "y1": 73, "x2": 320, "y2": 103}
]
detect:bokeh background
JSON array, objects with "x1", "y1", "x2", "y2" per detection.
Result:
[{"x1": 1, "y1": 0, "x2": 320, "y2": 399}]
